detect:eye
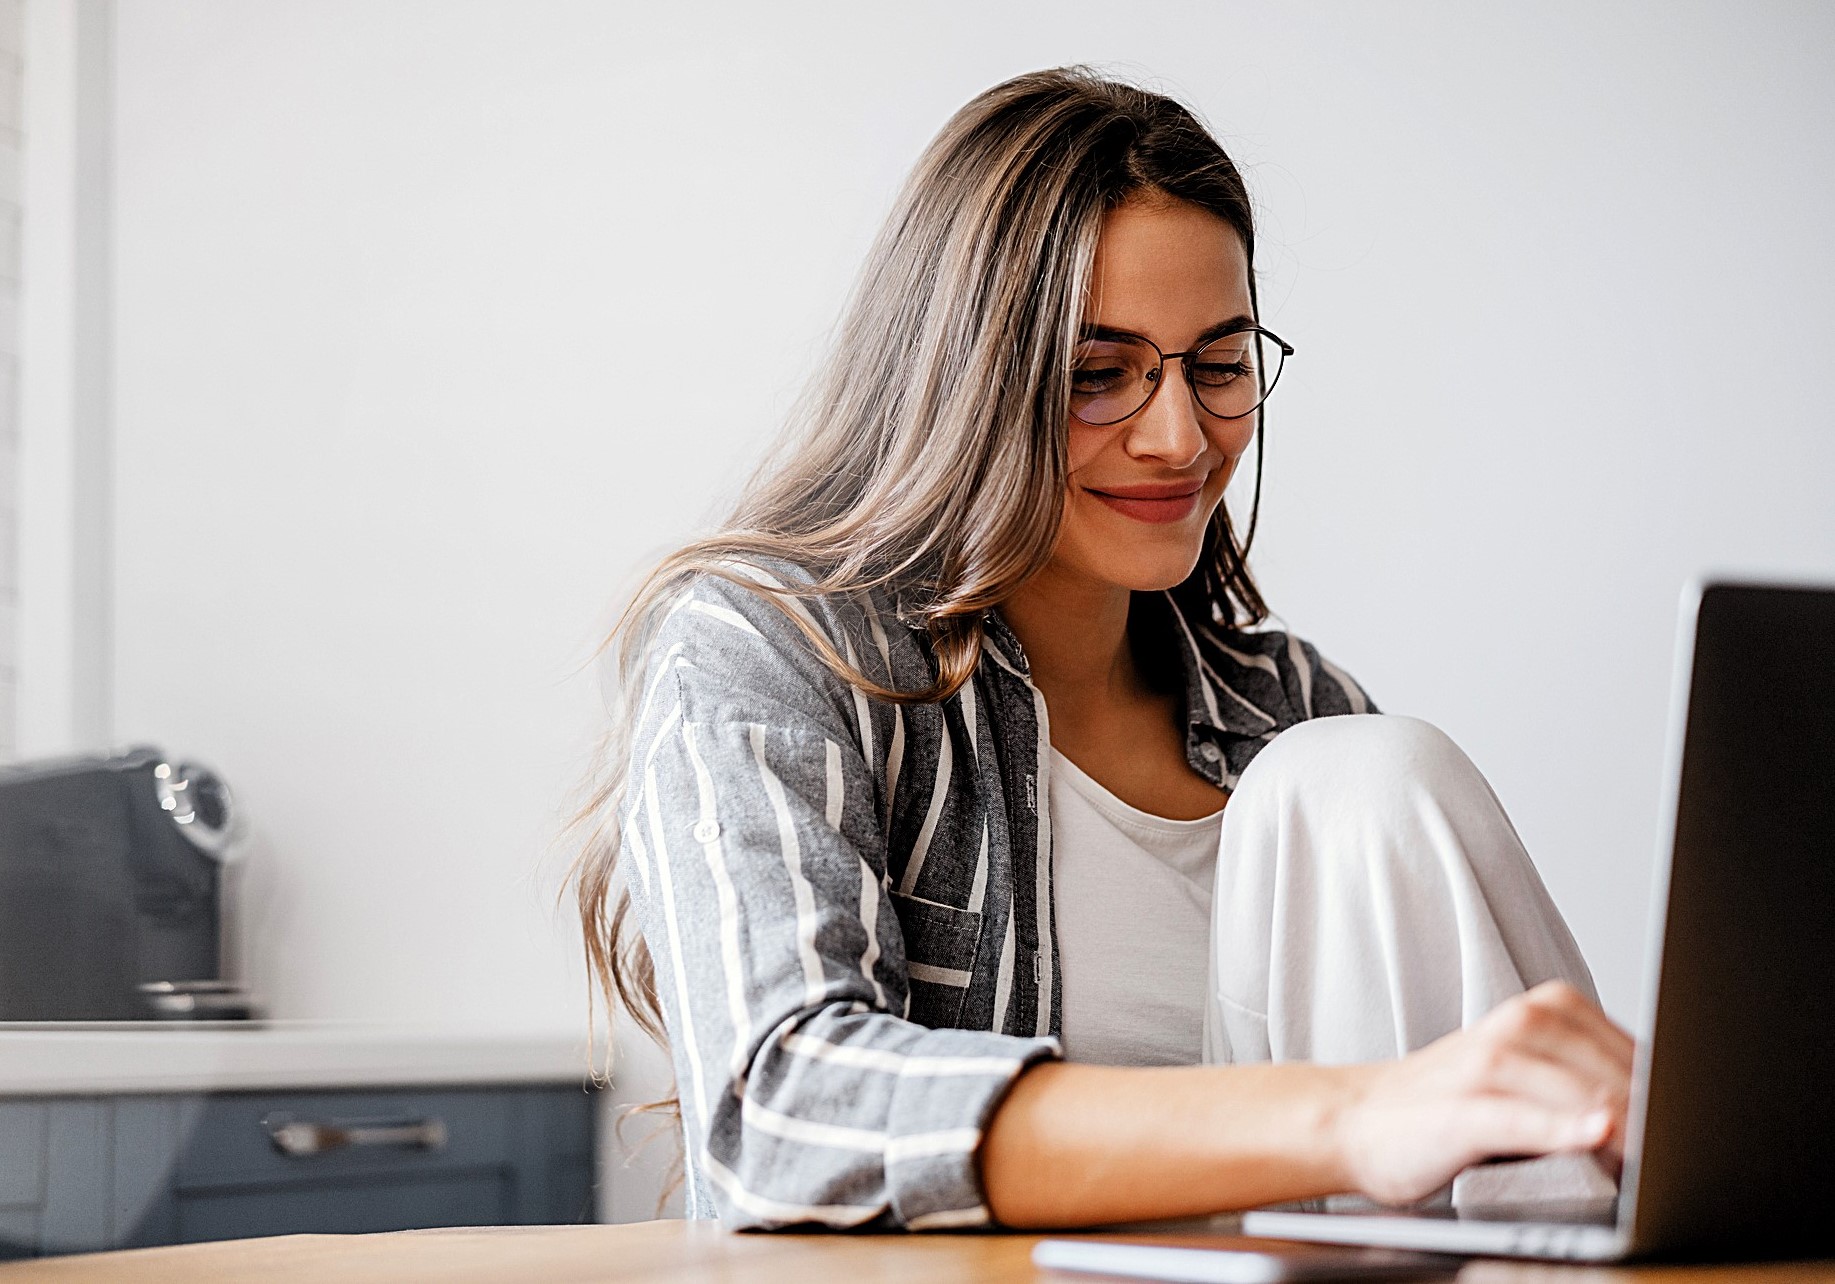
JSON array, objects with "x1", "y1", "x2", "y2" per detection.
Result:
[
  {"x1": 1191, "y1": 357, "x2": 1251, "y2": 387},
  {"x1": 1071, "y1": 363, "x2": 1129, "y2": 393},
  {"x1": 1071, "y1": 338, "x2": 1150, "y2": 393}
]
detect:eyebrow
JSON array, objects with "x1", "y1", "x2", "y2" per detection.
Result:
[{"x1": 1078, "y1": 314, "x2": 1257, "y2": 348}]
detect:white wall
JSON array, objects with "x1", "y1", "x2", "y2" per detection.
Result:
[
  {"x1": 18, "y1": 0, "x2": 113, "y2": 759},
  {"x1": 33, "y1": 0, "x2": 1832, "y2": 1200},
  {"x1": 0, "y1": 0, "x2": 19, "y2": 761}
]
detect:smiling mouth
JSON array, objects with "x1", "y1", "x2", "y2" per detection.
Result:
[
  {"x1": 1087, "y1": 484, "x2": 1204, "y2": 501},
  {"x1": 1085, "y1": 483, "x2": 1206, "y2": 524}
]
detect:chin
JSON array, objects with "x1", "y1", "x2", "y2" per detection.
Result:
[{"x1": 1086, "y1": 546, "x2": 1204, "y2": 594}]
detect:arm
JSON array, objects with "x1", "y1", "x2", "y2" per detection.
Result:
[
  {"x1": 981, "y1": 979, "x2": 1634, "y2": 1228},
  {"x1": 622, "y1": 571, "x2": 1059, "y2": 1230}
]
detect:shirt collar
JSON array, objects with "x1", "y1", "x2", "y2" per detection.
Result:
[
  {"x1": 980, "y1": 591, "x2": 1279, "y2": 742},
  {"x1": 1153, "y1": 589, "x2": 1281, "y2": 742},
  {"x1": 980, "y1": 607, "x2": 1031, "y2": 677}
]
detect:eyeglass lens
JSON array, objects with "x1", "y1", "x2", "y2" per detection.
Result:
[{"x1": 1070, "y1": 332, "x2": 1284, "y2": 426}]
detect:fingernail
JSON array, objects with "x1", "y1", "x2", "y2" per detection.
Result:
[{"x1": 1582, "y1": 1109, "x2": 1611, "y2": 1136}]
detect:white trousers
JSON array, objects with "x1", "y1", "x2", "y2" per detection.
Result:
[
  {"x1": 1200, "y1": 714, "x2": 1611, "y2": 1206},
  {"x1": 1202, "y1": 713, "x2": 1596, "y2": 1065}
]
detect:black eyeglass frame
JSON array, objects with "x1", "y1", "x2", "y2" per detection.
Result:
[{"x1": 1068, "y1": 325, "x2": 1296, "y2": 427}]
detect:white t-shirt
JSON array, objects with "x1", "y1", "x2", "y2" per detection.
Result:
[{"x1": 1048, "y1": 746, "x2": 1225, "y2": 1067}]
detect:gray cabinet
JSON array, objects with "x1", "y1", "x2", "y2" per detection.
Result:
[{"x1": 0, "y1": 1085, "x2": 595, "y2": 1258}]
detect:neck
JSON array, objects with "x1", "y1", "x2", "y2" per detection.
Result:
[{"x1": 997, "y1": 563, "x2": 1146, "y2": 719}]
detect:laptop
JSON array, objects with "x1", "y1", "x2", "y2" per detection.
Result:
[{"x1": 1238, "y1": 576, "x2": 1835, "y2": 1262}]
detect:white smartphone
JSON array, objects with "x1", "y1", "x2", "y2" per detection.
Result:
[{"x1": 1032, "y1": 1238, "x2": 1460, "y2": 1283}]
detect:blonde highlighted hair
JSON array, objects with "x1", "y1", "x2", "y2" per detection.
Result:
[{"x1": 569, "y1": 64, "x2": 1272, "y2": 1132}]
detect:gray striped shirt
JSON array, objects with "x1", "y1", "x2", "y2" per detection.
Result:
[{"x1": 619, "y1": 557, "x2": 1377, "y2": 1230}]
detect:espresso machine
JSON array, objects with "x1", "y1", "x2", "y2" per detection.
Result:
[{"x1": 0, "y1": 746, "x2": 256, "y2": 1021}]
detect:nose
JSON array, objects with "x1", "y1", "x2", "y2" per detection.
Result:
[{"x1": 1123, "y1": 359, "x2": 1208, "y2": 469}]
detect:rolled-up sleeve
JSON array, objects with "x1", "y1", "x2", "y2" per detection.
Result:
[{"x1": 619, "y1": 573, "x2": 1060, "y2": 1230}]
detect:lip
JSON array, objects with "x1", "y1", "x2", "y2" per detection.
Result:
[{"x1": 1086, "y1": 479, "x2": 1207, "y2": 525}]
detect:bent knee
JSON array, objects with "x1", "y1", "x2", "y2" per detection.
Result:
[
  {"x1": 1236, "y1": 713, "x2": 1480, "y2": 800},
  {"x1": 1228, "y1": 714, "x2": 1519, "y2": 893}
]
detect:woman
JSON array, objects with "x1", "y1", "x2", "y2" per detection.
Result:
[{"x1": 572, "y1": 66, "x2": 1632, "y2": 1231}]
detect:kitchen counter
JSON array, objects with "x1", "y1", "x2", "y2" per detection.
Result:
[{"x1": 0, "y1": 1023, "x2": 598, "y2": 1095}]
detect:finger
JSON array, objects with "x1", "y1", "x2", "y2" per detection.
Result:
[
  {"x1": 1531, "y1": 1016, "x2": 1636, "y2": 1098},
  {"x1": 1540, "y1": 1016, "x2": 1636, "y2": 1088},
  {"x1": 1477, "y1": 1047, "x2": 1623, "y2": 1117},
  {"x1": 1520, "y1": 983, "x2": 1637, "y2": 1074},
  {"x1": 1491, "y1": 993, "x2": 1635, "y2": 1094},
  {"x1": 1600, "y1": 1129, "x2": 1627, "y2": 1181},
  {"x1": 1452, "y1": 1095, "x2": 1613, "y2": 1167}
]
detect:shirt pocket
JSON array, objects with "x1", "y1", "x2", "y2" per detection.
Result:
[{"x1": 888, "y1": 890, "x2": 984, "y2": 1030}]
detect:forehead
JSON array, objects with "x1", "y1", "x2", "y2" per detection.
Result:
[{"x1": 1084, "y1": 198, "x2": 1251, "y2": 345}]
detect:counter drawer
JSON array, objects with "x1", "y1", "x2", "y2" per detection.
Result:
[
  {"x1": 0, "y1": 1085, "x2": 595, "y2": 1258},
  {"x1": 0, "y1": 1102, "x2": 47, "y2": 1210},
  {"x1": 173, "y1": 1088, "x2": 514, "y2": 1188}
]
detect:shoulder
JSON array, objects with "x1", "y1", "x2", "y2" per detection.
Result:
[
  {"x1": 650, "y1": 553, "x2": 889, "y2": 665},
  {"x1": 642, "y1": 553, "x2": 904, "y2": 729}
]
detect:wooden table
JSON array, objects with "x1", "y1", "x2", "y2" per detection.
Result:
[{"x1": 1, "y1": 1218, "x2": 1829, "y2": 1282}]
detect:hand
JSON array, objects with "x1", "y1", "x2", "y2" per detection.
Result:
[{"x1": 1331, "y1": 980, "x2": 1635, "y2": 1206}]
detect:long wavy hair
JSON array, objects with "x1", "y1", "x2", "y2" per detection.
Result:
[{"x1": 569, "y1": 64, "x2": 1271, "y2": 1138}]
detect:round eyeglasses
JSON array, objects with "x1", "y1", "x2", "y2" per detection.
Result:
[{"x1": 1069, "y1": 326, "x2": 1293, "y2": 426}]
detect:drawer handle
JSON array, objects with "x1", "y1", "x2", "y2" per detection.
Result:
[{"x1": 267, "y1": 1117, "x2": 449, "y2": 1157}]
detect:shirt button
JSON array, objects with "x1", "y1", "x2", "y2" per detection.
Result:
[
  {"x1": 692, "y1": 819, "x2": 720, "y2": 843},
  {"x1": 1197, "y1": 742, "x2": 1222, "y2": 763}
]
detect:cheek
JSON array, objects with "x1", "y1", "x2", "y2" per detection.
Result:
[
  {"x1": 1064, "y1": 422, "x2": 1111, "y2": 475},
  {"x1": 1056, "y1": 435, "x2": 1106, "y2": 549},
  {"x1": 1211, "y1": 413, "x2": 1259, "y2": 459}
]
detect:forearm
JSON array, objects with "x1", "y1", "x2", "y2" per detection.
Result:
[
  {"x1": 979, "y1": 981, "x2": 1637, "y2": 1228},
  {"x1": 978, "y1": 1060, "x2": 1359, "y2": 1228}
]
